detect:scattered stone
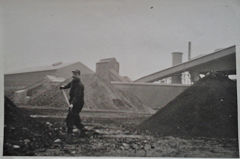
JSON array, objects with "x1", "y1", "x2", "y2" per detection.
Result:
[
  {"x1": 24, "y1": 139, "x2": 31, "y2": 144},
  {"x1": 71, "y1": 151, "x2": 76, "y2": 154},
  {"x1": 144, "y1": 144, "x2": 151, "y2": 150},
  {"x1": 73, "y1": 129, "x2": 79, "y2": 133},
  {"x1": 13, "y1": 145, "x2": 20, "y2": 149},
  {"x1": 46, "y1": 122, "x2": 53, "y2": 127},
  {"x1": 120, "y1": 146, "x2": 125, "y2": 150},
  {"x1": 122, "y1": 143, "x2": 130, "y2": 149},
  {"x1": 22, "y1": 127, "x2": 28, "y2": 131},
  {"x1": 10, "y1": 126, "x2": 15, "y2": 130},
  {"x1": 54, "y1": 139, "x2": 62, "y2": 143},
  {"x1": 131, "y1": 143, "x2": 139, "y2": 150}
]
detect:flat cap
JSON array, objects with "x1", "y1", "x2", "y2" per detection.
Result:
[{"x1": 72, "y1": 69, "x2": 80, "y2": 74}]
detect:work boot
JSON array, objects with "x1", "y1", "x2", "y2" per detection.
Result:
[
  {"x1": 65, "y1": 133, "x2": 74, "y2": 144},
  {"x1": 67, "y1": 128, "x2": 73, "y2": 134},
  {"x1": 79, "y1": 129, "x2": 87, "y2": 138}
]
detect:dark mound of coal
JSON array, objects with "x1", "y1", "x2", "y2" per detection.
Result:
[
  {"x1": 138, "y1": 73, "x2": 238, "y2": 138},
  {"x1": 4, "y1": 97, "x2": 61, "y2": 156}
]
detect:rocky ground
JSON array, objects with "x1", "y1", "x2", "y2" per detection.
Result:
[
  {"x1": 4, "y1": 103, "x2": 239, "y2": 157},
  {"x1": 33, "y1": 117, "x2": 239, "y2": 157}
]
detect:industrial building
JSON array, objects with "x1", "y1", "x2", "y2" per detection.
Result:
[
  {"x1": 112, "y1": 45, "x2": 237, "y2": 110},
  {"x1": 4, "y1": 45, "x2": 237, "y2": 110},
  {"x1": 4, "y1": 61, "x2": 94, "y2": 92},
  {"x1": 135, "y1": 45, "x2": 236, "y2": 84}
]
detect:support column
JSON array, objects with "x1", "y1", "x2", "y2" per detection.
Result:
[
  {"x1": 190, "y1": 71, "x2": 200, "y2": 83},
  {"x1": 171, "y1": 52, "x2": 183, "y2": 84},
  {"x1": 172, "y1": 73, "x2": 182, "y2": 84}
]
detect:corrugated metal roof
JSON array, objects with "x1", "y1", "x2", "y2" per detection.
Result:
[
  {"x1": 135, "y1": 45, "x2": 236, "y2": 82},
  {"x1": 5, "y1": 61, "x2": 83, "y2": 75}
]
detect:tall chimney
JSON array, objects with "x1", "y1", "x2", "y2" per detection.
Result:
[
  {"x1": 172, "y1": 52, "x2": 183, "y2": 66},
  {"x1": 188, "y1": 41, "x2": 191, "y2": 61}
]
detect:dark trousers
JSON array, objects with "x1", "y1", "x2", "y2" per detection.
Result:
[{"x1": 66, "y1": 105, "x2": 84, "y2": 133}]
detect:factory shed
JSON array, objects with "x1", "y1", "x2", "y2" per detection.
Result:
[
  {"x1": 135, "y1": 45, "x2": 236, "y2": 83},
  {"x1": 4, "y1": 61, "x2": 94, "y2": 92}
]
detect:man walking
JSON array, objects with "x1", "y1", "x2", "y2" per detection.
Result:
[{"x1": 60, "y1": 69, "x2": 86, "y2": 137}]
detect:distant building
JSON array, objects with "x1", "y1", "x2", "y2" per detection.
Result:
[{"x1": 4, "y1": 61, "x2": 94, "y2": 92}]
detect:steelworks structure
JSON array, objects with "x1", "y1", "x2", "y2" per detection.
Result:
[{"x1": 135, "y1": 45, "x2": 236, "y2": 83}]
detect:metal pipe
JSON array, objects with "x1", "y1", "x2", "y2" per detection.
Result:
[{"x1": 188, "y1": 41, "x2": 191, "y2": 61}]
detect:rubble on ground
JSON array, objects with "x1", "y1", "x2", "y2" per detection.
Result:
[
  {"x1": 33, "y1": 118, "x2": 239, "y2": 157},
  {"x1": 138, "y1": 73, "x2": 238, "y2": 138},
  {"x1": 3, "y1": 97, "x2": 63, "y2": 156},
  {"x1": 4, "y1": 96, "x2": 239, "y2": 157}
]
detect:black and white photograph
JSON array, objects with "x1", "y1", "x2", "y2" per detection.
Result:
[{"x1": 1, "y1": 0, "x2": 240, "y2": 157}]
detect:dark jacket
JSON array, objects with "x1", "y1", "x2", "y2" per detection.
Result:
[{"x1": 62, "y1": 77, "x2": 84, "y2": 108}]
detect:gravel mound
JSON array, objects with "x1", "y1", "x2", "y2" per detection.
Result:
[
  {"x1": 3, "y1": 97, "x2": 62, "y2": 156},
  {"x1": 28, "y1": 74, "x2": 153, "y2": 113},
  {"x1": 138, "y1": 73, "x2": 238, "y2": 138}
]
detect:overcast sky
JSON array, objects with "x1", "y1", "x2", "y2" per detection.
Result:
[{"x1": 2, "y1": 0, "x2": 240, "y2": 80}]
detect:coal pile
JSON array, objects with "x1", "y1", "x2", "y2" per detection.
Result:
[
  {"x1": 28, "y1": 74, "x2": 153, "y2": 113},
  {"x1": 139, "y1": 73, "x2": 238, "y2": 138},
  {"x1": 4, "y1": 97, "x2": 62, "y2": 156}
]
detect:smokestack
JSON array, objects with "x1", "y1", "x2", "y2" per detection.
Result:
[
  {"x1": 188, "y1": 41, "x2": 191, "y2": 61},
  {"x1": 172, "y1": 52, "x2": 183, "y2": 66}
]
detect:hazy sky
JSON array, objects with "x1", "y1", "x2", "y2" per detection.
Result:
[{"x1": 2, "y1": 0, "x2": 240, "y2": 80}]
